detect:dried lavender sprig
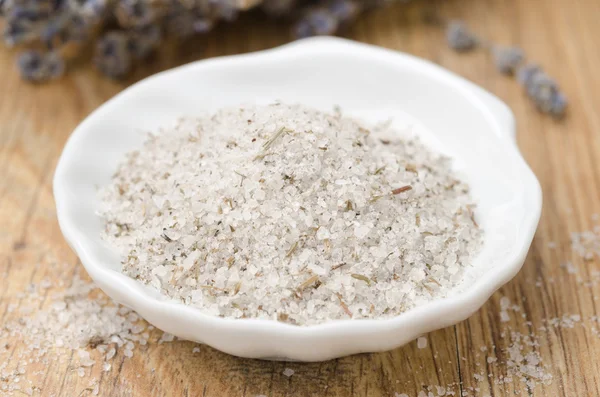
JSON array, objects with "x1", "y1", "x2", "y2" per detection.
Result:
[
  {"x1": 446, "y1": 20, "x2": 478, "y2": 52},
  {"x1": 3, "y1": 0, "x2": 393, "y2": 80},
  {"x1": 445, "y1": 20, "x2": 567, "y2": 118}
]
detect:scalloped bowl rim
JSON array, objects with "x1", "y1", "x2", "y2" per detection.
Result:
[{"x1": 53, "y1": 37, "x2": 542, "y2": 361}]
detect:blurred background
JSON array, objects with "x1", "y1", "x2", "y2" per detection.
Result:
[{"x1": 2, "y1": 1, "x2": 600, "y2": 396}]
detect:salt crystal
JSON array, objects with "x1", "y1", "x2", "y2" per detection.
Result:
[
  {"x1": 561, "y1": 262, "x2": 578, "y2": 274},
  {"x1": 417, "y1": 336, "x2": 428, "y2": 349},
  {"x1": 353, "y1": 224, "x2": 371, "y2": 239},
  {"x1": 159, "y1": 333, "x2": 175, "y2": 343},
  {"x1": 106, "y1": 348, "x2": 116, "y2": 360},
  {"x1": 282, "y1": 368, "x2": 295, "y2": 377}
]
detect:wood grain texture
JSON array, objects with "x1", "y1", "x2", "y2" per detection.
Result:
[{"x1": 1, "y1": 0, "x2": 600, "y2": 395}]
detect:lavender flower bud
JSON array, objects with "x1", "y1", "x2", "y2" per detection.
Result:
[
  {"x1": 7, "y1": 6, "x2": 51, "y2": 22},
  {"x1": 65, "y1": 13, "x2": 91, "y2": 42},
  {"x1": 328, "y1": 0, "x2": 360, "y2": 24},
  {"x1": 549, "y1": 92, "x2": 567, "y2": 117},
  {"x1": 210, "y1": 0, "x2": 238, "y2": 21},
  {"x1": 294, "y1": 7, "x2": 338, "y2": 38},
  {"x1": 128, "y1": 24, "x2": 161, "y2": 59},
  {"x1": 492, "y1": 46, "x2": 524, "y2": 75},
  {"x1": 516, "y1": 64, "x2": 541, "y2": 86},
  {"x1": 94, "y1": 31, "x2": 132, "y2": 78},
  {"x1": 40, "y1": 18, "x2": 63, "y2": 45},
  {"x1": 17, "y1": 50, "x2": 64, "y2": 82},
  {"x1": 71, "y1": 0, "x2": 108, "y2": 23},
  {"x1": 4, "y1": 19, "x2": 34, "y2": 46},
  {"x1": 115, "y1": 0, "x2": 157, "y2": 28},
  {"x1": 446, "y1": 20, "x2": 478, "y2": 52},
  {"x1": 165, "y1": 10, "x2": 213, "y2": 38},
  {"x1": 261, "y1": 0, "x2": 297, "y2": 16}
]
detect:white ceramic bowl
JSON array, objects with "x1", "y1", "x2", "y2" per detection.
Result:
[{"x1": 54, "y1": 37, "x2": 542, "y2": 362}]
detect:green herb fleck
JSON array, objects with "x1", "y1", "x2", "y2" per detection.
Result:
[{"x1": 351, "y1": 273, "x2": 372, "y2": 286}]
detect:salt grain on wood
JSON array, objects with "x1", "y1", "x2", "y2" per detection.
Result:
[{"x1": 282, "y1": 368, "x2": 295, "y2": 377}]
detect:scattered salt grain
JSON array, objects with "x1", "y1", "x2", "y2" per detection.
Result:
[
  {"x1": 417, "y1": 336, "x2": 428, "y2": 349},
  {"x1": 570, "y1": 217, "x2": 600, "y2": 260},
  {"x1": 192, "y1": 347, "x2": 201, "y2": 353},
  {"x1": 504, "y1": 332, "x2": 552, "y2": 388},
  {"x1": 159, "y1": 333, "x2": 175, "y2": 343},
  {"x1": 106, "y1": 348, "x2": 116, "y2": 360},
  {"x1": 282, "y1": 368, "x2": 295, "y2": 377},
  {"x1": 100, "y1": 103, "x2": 482, "y2": 325},
  {"x1": 78, "y1": 350, "x2": 95, "y2": 367},
  {"x1": 499, "y1": 296, "x2": 511, "y2": 322},
  {"x1": 0, "y1": 272, "x2": 174, "y2": 394},
  {"x1": 546, "y1": 314, "x2": 581, "y2": 329},
  {"x1": 561, "y1": 262, "x2": 578, "y2": 274}
]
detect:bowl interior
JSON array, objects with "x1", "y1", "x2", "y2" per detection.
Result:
[{"x1": 56, "y1": 38, "x2": 535, "y2": 313}]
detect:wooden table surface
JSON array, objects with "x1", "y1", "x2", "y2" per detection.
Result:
[{"x1": 2, "y1": 0, "x2": 600, "y2": 396}]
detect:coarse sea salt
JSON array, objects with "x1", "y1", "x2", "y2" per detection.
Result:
[
  {"x1": 99, "y1": 103, "x2": 483, "y2": 325},
  {"x1": 0, "y1": 271, "x2": 174, "y2": 396}
]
